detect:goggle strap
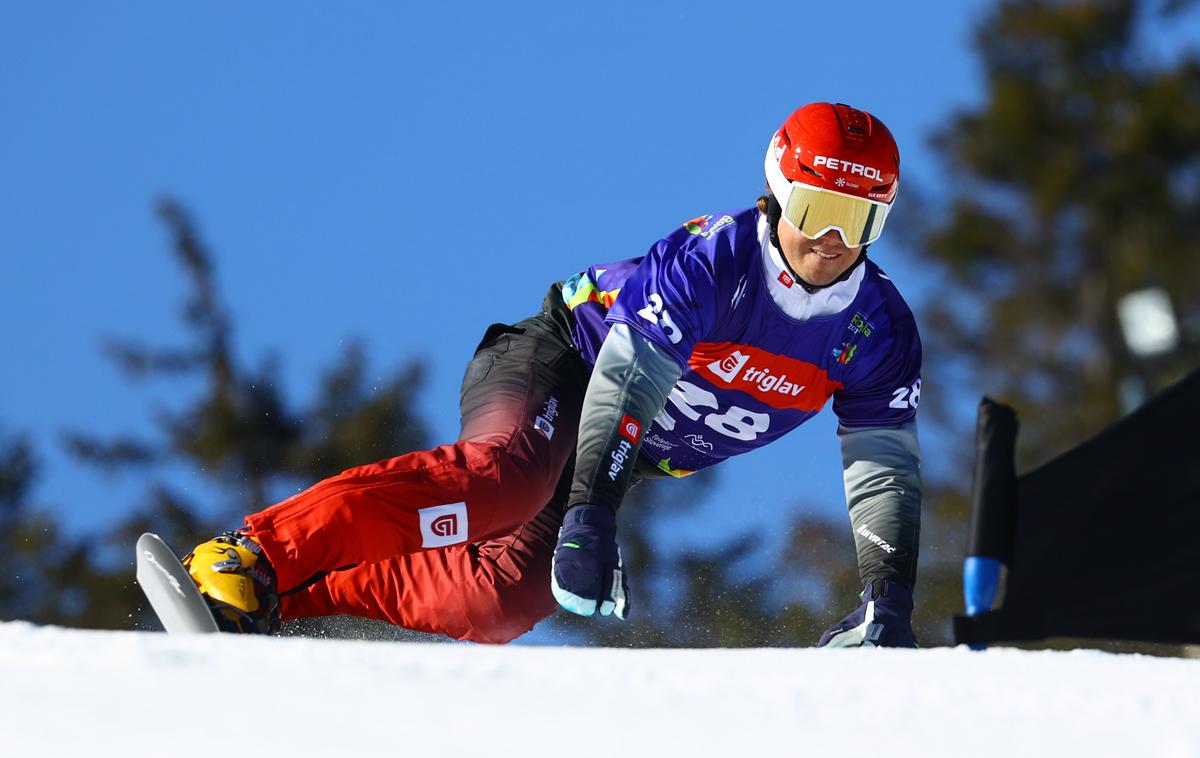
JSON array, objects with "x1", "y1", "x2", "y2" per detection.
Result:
[{"x1": 858, "y1": 203, "x2": 879, "y2": 247}]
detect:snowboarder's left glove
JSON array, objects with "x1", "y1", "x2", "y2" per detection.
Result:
[
  {"x1": 818, "y1": 579, "x2": 917, "y2": 648},
  {"x1": 551, "y1": 504, "x2": 630, "y2": 619}
]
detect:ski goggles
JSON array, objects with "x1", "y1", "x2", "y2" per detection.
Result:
[{"x1": 765, "y1": 143, "x2": 892, "y2": 247}]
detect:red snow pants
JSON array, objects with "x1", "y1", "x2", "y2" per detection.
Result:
[{"x1": 244, "y1": 294, "x2": 590, "y2": 643}]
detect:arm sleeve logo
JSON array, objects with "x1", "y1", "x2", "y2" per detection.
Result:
[{"x1": 619, "y1": 415, "x2": 642, "y2": 443}]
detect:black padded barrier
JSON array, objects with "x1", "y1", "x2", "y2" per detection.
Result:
[{"x1": 955, "y1": 367, "x2": 1200, "y2": 646}]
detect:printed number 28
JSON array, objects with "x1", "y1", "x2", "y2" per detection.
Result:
[
  {"x1": 889, "y1": 379, "x2": 921, "y2": 410},
  {"x1": 655, "y1": 381, "x2": 770, "y2": 442},
  {"x1": 637, "y1": 293, "x2": 683, "y2": 344}
]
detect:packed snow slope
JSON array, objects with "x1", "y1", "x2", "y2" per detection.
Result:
[{"x1": 1, "y1": 622, "x2": 1197, "y2": 758}]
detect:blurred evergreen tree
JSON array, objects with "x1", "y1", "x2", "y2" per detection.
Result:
[
  {"x1": 0, "y1": 428, "x2": 138, "y2": 627},
  {"x1": 64, "y1": 197, "x2": 433, "y2": 638},
  {"x1": 0, "y1": 428, "x2": 59, "y2": 621},
  {"x1": 905, "y1": 0, "x2": 1200, "y2": 648},
  {"x1": 923, "y1": 0, "x2": 1200, "y2": 456}
]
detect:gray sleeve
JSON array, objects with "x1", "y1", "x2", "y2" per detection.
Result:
[
  {"x1": 839, "y1": 421, "x2": 923, "y2": 590},
  {"x1": 568, "y1": 324, "x2": 683, "y2": 512}
]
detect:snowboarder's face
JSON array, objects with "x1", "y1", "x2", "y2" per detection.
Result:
[{"x1": 776, "y1": 219, "x2": 863, "y2": 286}]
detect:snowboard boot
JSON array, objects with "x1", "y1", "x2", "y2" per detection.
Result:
[{"x1": 183, "y1": 530, "x2": 281, "y2": 635}]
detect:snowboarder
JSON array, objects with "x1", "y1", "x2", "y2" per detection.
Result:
[{"x1": 182, "y1": 102, "x2": 923, "y2": 647}]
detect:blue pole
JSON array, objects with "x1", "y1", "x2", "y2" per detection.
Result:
[{"x1": 962, "y1": 556, "x2": 1002, "y2": 651}]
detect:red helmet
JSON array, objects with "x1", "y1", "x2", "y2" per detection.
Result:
[{"x1": 765, "y1": 102, "x2": 901, "y2": 246}]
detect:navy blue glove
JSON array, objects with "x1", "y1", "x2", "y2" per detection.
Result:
[
  {"x1": 551, "y1": 504, "x2": 630, "y2": 619},
  {"x1": 818, "y1": 579, "x2": 917, "y2": 648}
]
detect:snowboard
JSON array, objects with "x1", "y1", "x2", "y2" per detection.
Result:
[{"x1": 135, "y1": 532, "x2": 219, "y2": 634}]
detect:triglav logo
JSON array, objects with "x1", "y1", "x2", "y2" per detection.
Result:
[
  {"x1": 691, "y1": 342, "x2": 837, "y2": 412},
  {"x1": 419, "y1": 503, "x2": 468, "y2": 548},
  {"x1": 706, "y1": 351, "x2": 806, "y2": 397},
  {"x1": 777, "y1": 270, "x2": 794, "y2": 288},
  {"x1": 431, "y1": 514, "x2": 458, "y2": 537},
  {"x1": 609, "y1": 415, "x2": 641, "y2": 482},
  {"x1": 534, "y1": 395, "x2": 559, "y2": 440},
  {"x1": 608, "y1": 439, "x2": 632, "y2": 481},
  {"x1": 708, "y1": 350, "x2": 751, "y2": 383},
  {"x1": 619, "y1": 415, "x2": 641, "y2": 443}
]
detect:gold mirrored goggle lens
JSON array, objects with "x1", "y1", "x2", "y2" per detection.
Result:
[{"x1": 782, "y1": 184, "x2": 889, "y2": 247}]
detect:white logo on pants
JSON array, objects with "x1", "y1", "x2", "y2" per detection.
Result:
[{"x1": 419, "y1": 503, "x2": 468, "y2": 547}]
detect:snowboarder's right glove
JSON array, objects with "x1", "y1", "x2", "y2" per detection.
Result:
[
  {"x1": 551, "y1": 504, "x2": 630, "y2": 619},
  {"x1": 817, "y1": 579, "x2": 917, "y2": 648}
]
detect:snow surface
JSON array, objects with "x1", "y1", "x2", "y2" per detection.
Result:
[{"x1": 1, "y1": 621, "x2": 1197, "y2": 758}]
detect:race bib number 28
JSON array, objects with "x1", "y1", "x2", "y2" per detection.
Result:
[
  {"x1": 889, "y1": 378, "x2": 921, "y2": 410},
  {"x1": 655, "y1": 381, "x2": 770, "y2": 442}
]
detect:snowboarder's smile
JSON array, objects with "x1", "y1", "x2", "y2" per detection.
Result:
[{"x1": 776, "y1": 221, "x2": 862, "y2": 285}]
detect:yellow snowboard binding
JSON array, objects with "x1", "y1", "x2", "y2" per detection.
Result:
[{"x1": 183, "y1": 531, "x2": 280, "y2": 634}]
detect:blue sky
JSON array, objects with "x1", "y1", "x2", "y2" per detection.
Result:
[{"x1": 2, "y1": 1, "x2": 999, "y2": 549}]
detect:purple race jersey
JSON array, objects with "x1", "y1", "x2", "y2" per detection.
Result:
[{"x1": 563, "y1": 206, "x2": 922, "y2": 477}]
